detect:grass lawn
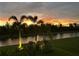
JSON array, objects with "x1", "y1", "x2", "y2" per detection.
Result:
[
  {"x1": 0, "y1": 37, "x2": 79, "y2": 56},
  {"x1": 51, "y1": 37, "x2": 79, "y2": 56}
]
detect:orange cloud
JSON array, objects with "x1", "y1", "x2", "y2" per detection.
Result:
[
  {"x1": 0, "y1": 16, "x2": 79, "y2": 26},
  {"x1": 0, "y1": 17, "x2": 8, "y2": 26},
  {"x1": 0, "y1": 17, "x2": 17, "y2": 26},
  {"x1": 40, "y1": 17, "x2": 79, "y2": 26}
]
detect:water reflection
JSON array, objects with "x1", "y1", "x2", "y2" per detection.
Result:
[{"x1": 0, "y1": 32, "x2": 79, "y2": 47}]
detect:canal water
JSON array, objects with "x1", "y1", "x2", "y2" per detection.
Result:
[{"x1": 0, "y1": 32, "x2": 79, "y2": 47}]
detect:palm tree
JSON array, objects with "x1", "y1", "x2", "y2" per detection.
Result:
[
  {"x1": 18, "y1": 15, "x2": 28, "y2": 49},
  {"x1": 31, "y1": 16, "x2": 38, "y2": 42},
  {"x1": 9, "y1": 15, "x2": 28, "y2": 50},
  {"x1": 26, "y1": 15, "x2": 38, "y2": 42}
]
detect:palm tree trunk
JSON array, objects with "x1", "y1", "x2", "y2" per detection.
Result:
[{"x1": 18, "y1": 31, "x2": 23, "y2": 50}]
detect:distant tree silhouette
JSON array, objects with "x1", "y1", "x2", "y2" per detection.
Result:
[
  {"x1": 5, "y1": 22, "x2": 10, "y2": 29},
  {"x1": 37, "y1": 20, "x2": 44, "y2": 24},
  {"x1": 73, "y1": 23, "x2": 77, "y2": 27}
]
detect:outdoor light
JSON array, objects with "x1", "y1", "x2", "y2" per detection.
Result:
[{"x1": 18, "y1": 31, "x2": 23, "y2": 50}]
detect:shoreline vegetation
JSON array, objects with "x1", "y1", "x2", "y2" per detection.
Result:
[
  {"x1": 0, "y1": 37, "x2": 79, "y2": 56},
  {"x1": 0, "y1": 22, "x2": 79, "y2": 41}
]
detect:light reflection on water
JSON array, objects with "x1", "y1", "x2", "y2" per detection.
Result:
[{"x1": 0, "y1": 32, "x2": 79, "y2": 47}]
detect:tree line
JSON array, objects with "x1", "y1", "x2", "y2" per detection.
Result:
[{"x1": 0, "y1": 15, "x2": 79, "y2": 40}]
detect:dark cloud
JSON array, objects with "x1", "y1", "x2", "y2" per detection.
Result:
[{"x1": 0, "y1": 2, "x2": 79, "y2": 19}]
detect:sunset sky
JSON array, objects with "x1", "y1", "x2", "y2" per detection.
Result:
[{"x1": 0, "y1": 2, "x2": 79, "y2": 26}]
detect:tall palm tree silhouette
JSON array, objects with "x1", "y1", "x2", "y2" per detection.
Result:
[
  {"x1": 27, "y1": 15, "x2": 38, "y2": 42},
  {"x1": 31, "y1": 16, "x2": 38, "y2": 42},
  {"x1": 9, "y1": 16, "x2": 22, "y2": 50},
  {"x1": 18, "y1": 15, "x2": 28, "y2": 50},
  {"x1": 22, "y1": 15, "x2": 38, "y2": 42},
  {"x1": 9, "y1": 15, "x2": 28, "y2": 50}
]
